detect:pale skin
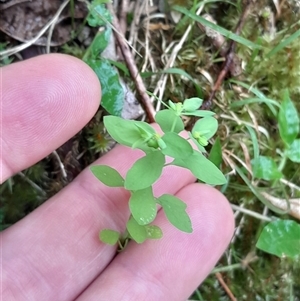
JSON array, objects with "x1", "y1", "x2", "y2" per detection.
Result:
[{"x1": 1, "y1": 54, "x2": 235, "y2": 301}]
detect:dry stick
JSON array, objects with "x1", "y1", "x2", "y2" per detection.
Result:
[
  {"x1": 215, "y1": 272, "x2": 237, "y2": 301},
  {"x1": 230, "y1": 204, "x2": 273, "y2": 222},
  {"x1": 52, "y1": 150, "x2": 67, "y2": 179},
  {"x1": 107, "y1": 3, "x2": 156, "y2": 123},
  {"x1": 151, "y1": 4, "x2": 204, "y2": 109},
  {"x1": 46, "y1": 0, "x2": 71, "y2": 54},
  {"x1": 128, "y1": 0, "x2": 144, "y2": 56},
  {"x1": 118, "y1": 0, "x2": 129, "y2": 36},
  {"x1": 0, "y1": 0, "x2": 70, "y2": 58},
  {"x1": 202, "y1": 0, "x2": 253, "y2": 110},
  {"x1": 141, "y1": 1, "x2": 151, "y2": 73},
  {"x1": 0, "y1": 0, "x2": 29, "y2": 10}
]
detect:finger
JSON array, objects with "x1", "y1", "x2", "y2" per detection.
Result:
[
  {"x1": 1, "y1": 54, "x2": 101, "y2": 183},
  {"x1": 76, "y1": 184, "x2": 234, "y2": 301},
  {"x1": 1, "y1": 144, "x2": 196, "y2": 301}
]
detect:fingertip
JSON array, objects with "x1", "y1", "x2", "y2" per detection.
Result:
[
  {"x1": 1, "y1": 54, "x2": 101, "y2": 181},
  {"x1": 184, "y1": 183, "x2": 235, "y2": 243}
]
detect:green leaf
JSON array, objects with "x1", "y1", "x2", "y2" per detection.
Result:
[
  {"x1": 155, "y1": 110, "x2": 184, "y2": 133},
  {"x1": 256, "y1": 220, "x2": 300, "y2": 259},
  {"x1": 251, "y1": 156, "x2": 282, "y2": 181},
  {"x1": 125, "y1": 151, "x2": 165, "y2": 190},
  {"x1": 173, "y1": 151, "x2": 227, "y2": 185},
  {"x1": 90, "y1": 165, "x2": 124, "y2": 187},
  {"x1": 267, "y1": 28, "x2": 300, "y2": 58},
  {"x1": 229, "y1": 80, "x2": 279, "y2": 116},
  {"x1": 86, "y1": 59, "x2": 124, "y2": 116},
  {"x1": 161, "y1": 132, "x2": 193, "y2": 159},
  {"x1": 104, "y1": 116, "x2": 141, "y2": 145},
  {"x1": 208, "y1": 137, "x2": 223, "y2": 167},
  {"x1": 145, "y1": 225, "x2": 163, "y2": 239},
  {"x1": 129, "y1": 187, "x2": 157, "y2": 225},
  {"x1": 99, "y1": 229, "x2": 120, "y2": 245},
  {"x1": 103, "y1": 116, "x2": 153, "y2": 151},
  {"x1": 286, "y1": 139, "x2": 300, "y2": 163},
  {"x1": 157, "y1": 194, "x2": 192, "y2": 233},
  {"x1": 134, "y1": 122, "x2": 156, "y2": 138},
  {"x1": 278, "y1": 90, "x2": 299, "y2": 145},
  {"x1": 188, "y1": 133, "x2": 206, "y2": 153},
  {"x1": 234, "y1": 165, "x2": 286, "y2": 215},
  {"x1": 174, "y1": 6, "x2": 262, "y2": 50},
  {"x1": 183, "y1": 97, "x2": 203, "y2": 111},
  {"x1": 126, "y1": 216, "x2": 148, "y2": 243},
  {"x1": 87, "y1": 2, "x2": 112, "y2": 27},
  {"x1": 183, "y1": 110, "x2": 215, "y2": 117},
  {"x1": 107, "y1": 59, "x2": 130, "y2": 76},
  {"x1": 192, "y1": 117, "x2": 218, "y2": 140},
  {"x1": 88, "y1": 27, "x2": 111, "y2": 58}
]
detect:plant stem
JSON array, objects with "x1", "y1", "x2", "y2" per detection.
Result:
[{"x1": 211, "y1": 263, "x2": 242, "y2": 274}]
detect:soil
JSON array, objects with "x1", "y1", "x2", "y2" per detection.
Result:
[{"x1": 0, "y1": 0, "x2": 87, "y2": 46}]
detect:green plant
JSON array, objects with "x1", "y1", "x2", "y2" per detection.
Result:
[
  {"x1": 250, "y1": 89, "x2": 300, "y2": 259},
  {"x1": 83, "y1": 0, "x2": 125, "y2": 116},
  {"x1": 90, "y1": 97, "x2": 227, "y2": 246}
]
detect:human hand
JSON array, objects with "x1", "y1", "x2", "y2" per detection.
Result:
[{"x1": 1, "y1": 54, "x2": 234, "y2": 301}]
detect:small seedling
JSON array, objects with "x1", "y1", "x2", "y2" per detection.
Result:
[{"x1": 91, "y1": 97, "x2": 227, "y2": 245}]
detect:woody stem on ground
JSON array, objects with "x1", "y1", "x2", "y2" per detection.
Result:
[{"x1": 106, "y1": 3, "x2": 156, "y2": 123}]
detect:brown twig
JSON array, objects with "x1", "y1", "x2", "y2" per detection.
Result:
[
  {"x1": 215, "y1": 272, "x2": 237, "y2": 301},
  {"x1": 118, "y1": 0, "x2": 129, "y2": 36},
  {"x1": 202, "y1": 0, "x2": 253, "y2": 110},
  {"x1": 107, "y1": 3, "x2": 156, "y2": 123}
]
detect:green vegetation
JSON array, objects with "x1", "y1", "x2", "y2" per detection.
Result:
[
  {"x1": 1, "y1": 0, "x2": 299, "y2": 299},
  {"x1": 91, "y1": 98, "x2": 225, "y2": 245}
]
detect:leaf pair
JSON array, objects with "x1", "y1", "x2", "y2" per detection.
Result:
[
  {"x1": 128, "y1": 192, "x2": 193, "y2": 242},
  {"x1": 100, "y1": 223, "x2": 163, "y2": 245},
  {"x1": 90, "y1": 151, "x2": 164, "y2": 192},
  {"x1": 91, "y1": 165, "x2": 193, "y2": 233},
  {"x1": 129, "y1": 188, "x2": 192, "y2": 234}
]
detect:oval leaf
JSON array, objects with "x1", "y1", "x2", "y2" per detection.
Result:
[
  {"x1": 157, "y1": 194, "x2": 192, "y2": 233},
  {"x1": 286, "y1": 139, "x2": 300, "y2": 163},
  {"x1": 183, "y1": 110, "x2": 215, "y2": 117},
  {"x1": 182, "y1": 97, "x2": 203, "y2": 111},
  {"x1": 208, "y1": 137, "x2": 223, "y2": 167},
  {"x1": 256, "y1": 220, "x2": 300, "y2": 259},
  {"x1": 161, "y1": 132, "x2": 193, "y2": 159},
  {"x1": 104, "y1": 116, "x2": 153, "y2": 152},
  {"x1": 251, "y1": 156, "x2": 282, "y2": 181},
  {"x1": 126, "y1": 216, "x2": 148, "y2": 244},
  {"x1": 99, "y1": 229, "x2": 120, "y2": 245},
  {"x1": 87, "y1": 59, "x2": 124, "y2": 116},
  {"x1": 155, "y1": 110, "x2": 184, "y2": 133},
  {"x1": 125, "y1": 151, "x2": 165, "y2": 190},
  {"x1": 87, "y1": 27, "x2": 111, "y2": 59},
  {"x1": 145, "y1": 225, "x2": 163, "y2": 239},
  {"x1": 278, "y1": 90, "x2": 299, "y2": 145},
  {"x1": 91, "y1": 165, "x2": 124, "y2": 187},
  {"x1": 129, "y1": 187, "x2": 157, "y2": 225},
  {"x1": 192, "y1": 117, "x2": 218, "y2": 140},
  {"x1": 172, "y1": 151, "x2": 227, "y2": 185}
]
